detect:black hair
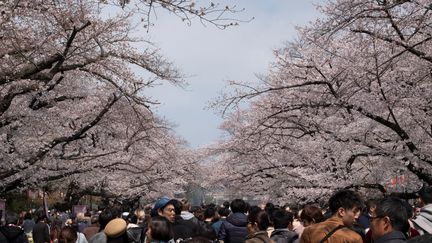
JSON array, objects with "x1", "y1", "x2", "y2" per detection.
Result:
[
  {"x1": 149, "y1": 216, "x2": 173, "y2": 241},
  {"x1": 218, "y1": 207, "x2": 230, "y2": 217},
  {"x1": 222, "y1": 201, "x2": 230, "y2": 209},
  {"x1": 230, "y1": 199, "x2": 247, "y2": 214},
  {"x1": 328, "y1": 190, "x2": 363, "y2": 214},
  {"x1": 418, "y1": 185, "x2": 432, "y2": 204},
  {"x1": 167, "y1": 199, "x2": 182, "y2": 215},
  {"x1": 99, "y1": 208, "x2": 116, "y2": 231},
  {"x1": 271, "y1": 209, "x2": 294, "y2": 229},
  {"x1": 248, "y1": 209, "x2": 270, "y2": 231},
  {"x1": 204, "y1": 207, "x2": 216, "y2": 219},
  {"x1": 375, "y1": 197, "x2": 409, "y2": 233}
]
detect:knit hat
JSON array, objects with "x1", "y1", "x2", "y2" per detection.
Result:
[{"x1": 104, "y1": 218, "x2": 127, "y2": 238}]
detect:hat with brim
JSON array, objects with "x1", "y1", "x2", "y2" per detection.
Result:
[{"x1": 104, "y1": 218, "x2": 127, "y2": 238}]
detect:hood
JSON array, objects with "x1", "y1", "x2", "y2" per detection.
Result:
[
  {"x1": 271, "y1": 229, "x2": 298, "y2": 238},
  {"x1": 226, "y1": 212, "x2": 248, "y2": 227},
  {"x1": 180, "y1": 211, "x2": 195, "y2": 220},
  {"x1": 0, "y1": 226, "x2": 24, "y2": 240}
]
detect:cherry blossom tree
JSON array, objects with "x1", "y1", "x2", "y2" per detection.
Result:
[
  {"x1": 0, "y1": 0, "x2": 243, "y2": 201},
  {"x1": 212, "y1": 0, "x2": 432, "y2": 202}
]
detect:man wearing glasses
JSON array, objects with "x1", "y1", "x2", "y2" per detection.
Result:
[{"x1": 369, "y1": 197, "x2": 409, "y2": 243}]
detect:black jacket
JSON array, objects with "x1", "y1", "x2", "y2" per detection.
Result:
[
  {"x1": 0, "y1": 225, "x2": 29, "y2": 243},
  {"x1": 32, "y1": 221, "x2": 50, "y2": 243},
  {"x1": 172, "y1": 215, "x2": 201, "y2": 240},
  {"x1": 374, "y1": 231, "x2": 406, "y2": 243},
  {"x1": 270, "y1": 229, "x2": 298, "y2": 243},
  {"x1": 218, "y1": 213, "x2": 248, "y2": 243}
]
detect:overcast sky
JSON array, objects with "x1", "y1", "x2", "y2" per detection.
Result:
[{"x1": 143, "y1": 1, "x2": 323, "y2": 148}]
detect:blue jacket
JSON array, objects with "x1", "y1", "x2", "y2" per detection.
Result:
[{"x1": 218, "y1": 213, "x2": 248, "y2": 243}]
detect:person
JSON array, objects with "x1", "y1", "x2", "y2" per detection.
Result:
[
  {"x1": 89, "y1": 208, "x2": 117, "y2": 243},
  {"x1": 59, "y1": 226, "x2": 78, "y2": 243},
  {"x1": 0, "y1": 212, "x2": 29, "y2": 243},
  {"x1": 412, "y1": 185, "x2": 432, "y2": 234},
  {"x1": 22, "y1": 212, "x2": 36, "y2": 234},
  {"x1": 357, "y1": 199, "x2": 377, "y2": 231},
  {"x1": 218, "y1": 199, "x2": 249, "y2": 243},
  {"x1": 153, "y1": 197, "x2": 176, "y2": 223},
  {"x1": 212, "y1": 207, "x2": 229, "y2": 235},
  {"x1": 369, "y1": 197, "x2": 409, "y2": 243},
  {"x1": 300, "y1": 189, "x2": 363, "y2": 243},
  {"x1": 299, "y1": 205, "x2": 324, "y2": 228},
  {"x1": 180, "y1": 199, "x2": 199, "y2": 225},
  {"x1": 104, "y1": 218, "x2": 129, "y2": 243},
  {"x1": 169, "y1": 199, "x2": 199, "y2": 241},
  {"x1": 33, "y1": 211, "x2": 51, "y2": 243},
  {"x1": 83, "y1": 215, "x2": 100, "y2": 241},
  {"x1": 245, "y1": 209, "x2": 275, "y2": 243},
  {"x1": 145, "y1": 216, "x2": 174, "y2": 243},
  {"x1": 270, "y1": 209, "x2": 298, "y2": 243}
]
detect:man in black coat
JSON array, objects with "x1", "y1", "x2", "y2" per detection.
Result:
[
  {"x1": 32, "y1": 211, "x2": 50, "y2": 243},
  {"x1": 369, "y1": 197, "x2": 408, "y2": 243},
  {"x1": 0, "y1": 212, "x2": 29, "y2": 243},
  {"x1": 218, "y1": 199, "x2": 249, "y2": 243},
  {"x1": 270, "y1": 209, "x2": 298, "y2": 243}
]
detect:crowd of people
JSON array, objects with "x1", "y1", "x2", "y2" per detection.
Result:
[{"x1": 2, "y1": 187, "x2": 432, "y2": 243}]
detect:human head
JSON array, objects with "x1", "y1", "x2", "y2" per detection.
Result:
[
  {"x1": 181, "y1": 198, "x2": 191, "y2": 211},
  {"x1": 204, "y1": 207, "x2": 216, "y2": 220},
  {"x1": 157, "y1": 199, "x2": 176, "y2": 223},
  {"x1": 370, "y1": 197, "x2": 409, "y2": 241},
  {"x1": 99, "y1": 208, "x2": 116, "y2": 231},
  {"x1": 230, "y1": 199, "x2": 247, "y2": 214},
  {"x1": 247, "y1": 209, "x2": 270, "y2": 235},
  {"x1": 271, "y1": 209, "x2": 294, "y2": 229},
  {"x1": 300, "y1": 204, "x2": 324, "y2": 227},
  {"x1": 134, "y1": 209, "x2": 145, "y2": 224},
  {"x1": 147, "y1": 216, "x2": 173, "y2": 242},
  {"x1": 328, "y1": 189, "x2": 363, "y2": 226},
  {"x1": 5, "y1": 212, "x2": 18, "y2": 225},
  {"x1": 418, "y1": 185, "x2": 432, "y2": 206},
  {"x1": 218, "y1": 207, "x2": 230, "y2": 218},
  {"x1": 59, "y1": 226, "x2": 78, "y2": 243},
  {"x1": 152, "y1": 196, "x2": 171, "y2": 217},
  {"x1": 169, "y1": 199, "x2": 182, "y2": 215}
]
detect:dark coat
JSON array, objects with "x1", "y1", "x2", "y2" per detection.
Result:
[
  {"x1": 172, "y1": 215, "x2": 200, "y2": 240},
  {"x1": 246, "y1": 231, "x2": 275, "y2": 243},
  {"x1": 218, "y1": 213, "x2": 248, "y2": 243},
  {"x1": 374, "y1": 231, "x2": 406, "y2": 243},
  {"x1": 270, "y1": 229, "x2": 298, "y2": 243},
  {"x1": 0, "y1": 225, "x2": 29, "y2": 243},
  {"x1": 32, "y1": 221, "x2": 50, "y2": 243}
]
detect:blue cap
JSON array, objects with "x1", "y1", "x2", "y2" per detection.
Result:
[{"x1": 153, "y1": 196, "x2": 171, "y2": 211}]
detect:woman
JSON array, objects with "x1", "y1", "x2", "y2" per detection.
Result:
[
  {"x1": 145, "y1": 216, "x2": 174, "y2": 243},
  {"x1": 246, "y1": 209, "x2": 275, "y2": 243}
]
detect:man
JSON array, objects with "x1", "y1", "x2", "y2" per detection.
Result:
[
  {"x1": 270, "y1": 209, "x2": 298, "y2": 243},
  {"x1": 218, "y1": 199, "x2": 249, "y2": 243},
  {"x1": 369, "y1": 197, "x2": 408, "y2": 243},
  {"x1": 412, "y1": 185, "x2": 432, "y2": 234},
  {"x1": 300, "y1": 189, "x2": 363, "y2": 243},
  {"x1": 32, "y1": 211, "x2": 50, "y2": 243},
  {"x1": 0, "y1": 212, "x2": 29, "y2": 243}
]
